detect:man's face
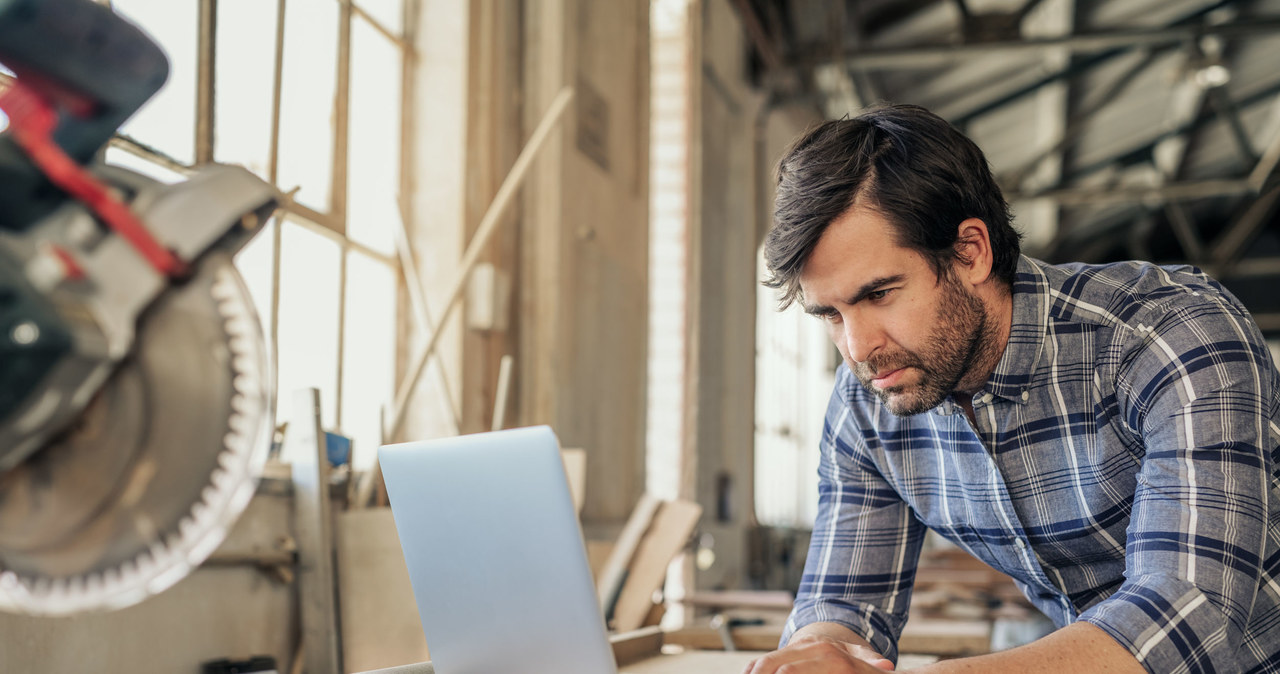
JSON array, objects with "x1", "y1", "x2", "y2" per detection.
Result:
[{"x1": 798, "y1": 206, "x2": 994, "y2": 416}]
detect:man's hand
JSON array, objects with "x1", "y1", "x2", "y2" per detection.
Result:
[{"x1": 741, "y1": 633, "x2": 896, "y2": 673}]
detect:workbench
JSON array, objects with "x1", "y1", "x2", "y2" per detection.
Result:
[{"x1": 356, "y1": 649, "x2": 939, "y2": 673}]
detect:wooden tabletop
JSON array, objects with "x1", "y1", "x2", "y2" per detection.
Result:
[{"x1": 622, "y1": 651, "x2": 939, "y2": 672}]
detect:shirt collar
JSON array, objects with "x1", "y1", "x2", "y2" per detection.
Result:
[{"x1": 982, "y1": 255, "x2": 1049, "y2": 405}]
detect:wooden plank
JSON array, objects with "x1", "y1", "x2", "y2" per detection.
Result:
[
  {"x1": 681, "y1": 589, "x2": 794, "y2": 611},
  {"x1": 621, "y1": 651, "x2": 761, "y2": 674},
  {"x1": 336, "y1": 508, "x2": 430, "y2": 673},
  {"x1": 620, "y1": 651, "x2": 939, "y2": 673},
  {"x1": 586, "y1": 539, "x2": 614, "y2": 581},
  {"x1": 597, "y1": 494, "x2": 662, "y2": 617},
  {"x1": 561, "y1": 448, "x2": 587, "y2": 517},
  {"x1": 665, "y1": 624, "x2": 784, "y2": 652},
  {"x1": 898, "y1": 618, "x2": 992, "y2": 657},
  {"x1": 611, "y1": 499, "x2": 703, "y2": 632},
  {"x1": 609, "y1": 626, "x2": 665, "y2": 666}
]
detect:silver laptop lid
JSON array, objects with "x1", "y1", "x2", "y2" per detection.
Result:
[{"x1": 379, "y1": 426, "x2": 617, "y2": 674}]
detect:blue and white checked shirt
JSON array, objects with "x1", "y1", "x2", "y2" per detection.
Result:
[{"x1": 783, "y1": 256, "x2": 1280, "y2": 673}]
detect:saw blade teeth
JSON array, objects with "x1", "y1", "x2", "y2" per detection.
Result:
[
  {"x1": 235, "y1": 374, "x2": 264, "y2": 399},
  {"x1": 209, "y1": 468, "x2": 233, "y2": 494},
  {"x1": 122, "y1": 557, "x2": 140, "y2": 580},
  {"x1": 148, "y1": 542, "x2": 173, "y2": 575},
  {"x1": 56, "y1": 578, "x2": 82, "y2": 608},
  {"x1": 199, "y1": 485, "x2": 219, "y2": 514},
  {"x1": 46, "y1": 579, "x2": 67, "y2": 604},
  {"x1": 228, "y1": 413, "x2": 252, "y2": 436},
  {"x1": 219, "y1": 441, "x2": 243, "y2": 469},
  {"x1": 86, "y1": 571, "x2": 105, "y2": 596},
  {"x1": 210, "y1": 283, "x2": 236, "y2": 303},
  {"x1": 231, "y1": 353, "x2": 256, "y2": 377},
  {"x1": 156, "y1": 539, "x2": 177, "y2": 563},
  {"x1": 8, "y1": 255, "x2": 276, "y2": 616},
  {"x1": 225, "y1": 317, "x2": 254, "y2": 340},
  {"x1": 230, "y1": 394, "x2": 255, "y2": 416},
  {"x1": 232, "y1": 375, "x2": 253, "y2": 395},
  {"x1": 178, "y1": 516, "x2": 196, "y2": 541}
]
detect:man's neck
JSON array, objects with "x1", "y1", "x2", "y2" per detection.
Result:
[{"x1": 955, "y1": 281, "x2": 1015, "y2": 397}]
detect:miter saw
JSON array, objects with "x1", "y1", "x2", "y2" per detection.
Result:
[{"x1": 0, "y1": 0, "x2": 277, "y2": 615}]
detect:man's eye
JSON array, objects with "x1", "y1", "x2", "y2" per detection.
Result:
[
  {"x1": 822, "y1": 311, "x2": 842, "y2": 324},
  {"x1": 868, "y1": 289, "x2": 892, "y2": 302}
]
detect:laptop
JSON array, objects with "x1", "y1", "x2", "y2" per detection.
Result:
[{"x1": 378, "y1": 426, "x2": 617, "y2": 674}]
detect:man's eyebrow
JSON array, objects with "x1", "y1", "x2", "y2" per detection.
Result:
[
  {"x1": 802, "y1": 301, "x2": 835, "y2": 316},
  {"x1": 847, "y1": 275, "x2": 906, "y2": 305},
  {"x1": 803, "y1": 274, "x2": 906, "y2": 316}
]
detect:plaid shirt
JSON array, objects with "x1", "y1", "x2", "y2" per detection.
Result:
[{"x1": 783, "y1": 256, "x2": 1280, "y2": 673}]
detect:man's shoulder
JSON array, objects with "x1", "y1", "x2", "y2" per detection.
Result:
[{"x1": 1019, "y1": 256, "x2": 1241, "y2": 333}]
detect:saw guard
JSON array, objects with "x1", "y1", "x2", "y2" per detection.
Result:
[{"x1": 0, "y1": 252, "x2": 273, "y2": 615}]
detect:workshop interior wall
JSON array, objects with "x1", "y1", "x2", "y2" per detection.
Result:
[
  {"x1": 518, "y1": 0, "x2": 652, "y2": 526},
  {"x1": 683, "y1": 0, "x2": 819, "y2": 591}
]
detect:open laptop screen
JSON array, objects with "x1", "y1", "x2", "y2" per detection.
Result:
[{"x1": 379, "y1": 426, "x2": 617, "y2": 674}]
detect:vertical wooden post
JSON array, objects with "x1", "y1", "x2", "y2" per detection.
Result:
[{"x1": 290, "y1": 388, "x2": 341, "y2": 674}]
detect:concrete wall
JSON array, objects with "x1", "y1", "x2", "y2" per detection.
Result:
[{"x1": 684, "y1": 0, "x2": 762, "y2": 590}]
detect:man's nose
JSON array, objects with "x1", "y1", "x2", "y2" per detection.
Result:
[{"x1": 841, "y1": 315, "x2": 883, "y2": 364}]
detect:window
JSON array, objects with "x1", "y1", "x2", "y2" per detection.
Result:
[
  {"x1": 753, "y1": 250, "x2": 836, "y2": 529},
  {"x1": 648, "y1": 0, "x2": 691, "y2": 503},
  {"x1": 108, "y1": 0, "x2": 409, "y2": 471}
]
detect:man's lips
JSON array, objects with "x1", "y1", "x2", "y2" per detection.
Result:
[{"x1": 871, "y1": 367, "x2": 908, "y2": 388}]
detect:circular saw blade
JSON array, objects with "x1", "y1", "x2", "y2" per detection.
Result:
[{"x1": 0, "y1": 251, "x2": 273, "y2": 615}]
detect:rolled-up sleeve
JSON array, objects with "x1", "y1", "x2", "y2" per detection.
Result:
[
  {"x1": 782, "y1": 370, "x2": 927, "y2": 663},
  {"x1": 1079, "y1": 296, "x2": 1275, "y2": 673}
]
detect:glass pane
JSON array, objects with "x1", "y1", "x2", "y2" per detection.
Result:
[
  {"x1": 214, "y1": 0, "x2": 278, "y2": 179},
  {"x1": 277, "y1": 0, "x2": 338, "y2": 211},
  {"x1": 340, "y1": 250, "x2": 396, "y2": 470},
  {"x1": 753, "y1": 251, "x2": 829, "y2": 528},
  {"x1": 232, "y1": 217, "x2": 277, "y2": 351},
  {"x1": 113, "y1": 0, "x2": 198, "y2": 165},
  {"x1": 104, "y1": 146, "x2": 185, "y2": 184},
  {"x1": 347, "y1": 17, "x2": 402, "y2": 256},
  {"x1": 354, "y1": 0, "x2": 402, "y2": 36},
  {"x1": 277, "y1": 219, "x2": 341, "y2": 430}
]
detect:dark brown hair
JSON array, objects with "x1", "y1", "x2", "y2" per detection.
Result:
[{"x1": 763, "y1": 104, "x2": 1020, "y2": 308}]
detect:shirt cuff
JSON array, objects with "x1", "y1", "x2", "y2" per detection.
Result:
[
  {"x1": 1077, "y1": 576, "x2": 1238, "y2": 673},
  {"x1": 783, "y1": 599, "x2": 905, "y2": 664}
]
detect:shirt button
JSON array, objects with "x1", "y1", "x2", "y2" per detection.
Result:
[
  {"x1": 1021, "y1": 391, "x2": 1029, "y2": 401},
  {"x1": 1015, "y1": 538, "x2": 1027, "y2": 550},
  {"x1": 981, "y1": 393, "x2": 994, "y2": 404}
]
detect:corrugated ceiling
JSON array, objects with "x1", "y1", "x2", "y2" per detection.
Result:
[{"x1": 736, "y1": 0, "x2": 1280, "y2": 333}]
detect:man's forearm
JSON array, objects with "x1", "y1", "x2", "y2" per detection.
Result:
[
  {"x1": 788, "y1": 621, "x2": 875, "y2": 649},
  {"x1": 916, "y1": 622, "x2": 1144, "y2": 673}
]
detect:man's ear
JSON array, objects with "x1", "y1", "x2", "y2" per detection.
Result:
[{"x1": 953, "y1": 218, "x2": 995, "y2": 286}]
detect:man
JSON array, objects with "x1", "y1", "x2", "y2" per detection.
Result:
[{"x1": 746, "y1": 104, "x2": 1280, "y2": 674}]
